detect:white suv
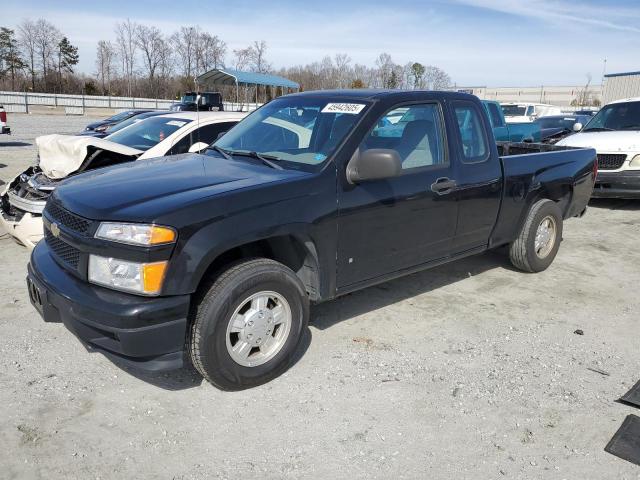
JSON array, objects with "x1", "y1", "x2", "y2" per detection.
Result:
[{"x1": 556, "y1": 97, "x2": 640, "y2": 199}]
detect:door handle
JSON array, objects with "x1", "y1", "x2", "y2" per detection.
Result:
[{"x1": 431, "y1": 177, "x2": 457, "y2": 195}]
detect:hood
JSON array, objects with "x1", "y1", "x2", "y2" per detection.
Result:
[
  {"x1": 54, "y1": 153, "x2": 309, "y2": 222},
  {"x1": 85, "y1": 120, "x2": 111, "y2": 130},
  {"x1": 36, "y1": 134, "x2": 143, "y2": 179},
  {"x1": 556, "y1": 130, "x2": 640, "y2": 152},
  {"x1": 540, "y1": 127, "x2": 570, "y2": 139}
]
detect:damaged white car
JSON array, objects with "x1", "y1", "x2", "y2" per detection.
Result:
[{"x1": 0, "y1": 111, "x2": 246, "y2": 248}]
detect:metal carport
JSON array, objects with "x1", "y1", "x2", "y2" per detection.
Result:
[{"x1": 196, "y1": 68, "x2": 300, "y2": 106}]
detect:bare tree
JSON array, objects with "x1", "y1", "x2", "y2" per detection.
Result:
[
  {"x1": 573, "y1": 73, "x2": 593, "y2": 106},
  {"x1": 115, "y1": 19, "x2": 137, "y2": 96},
  {"x1": 250, "y1": 40, "x2": 271, "y2": 73},
  {"x1": 136, "y1": 25, "x2": 170, "y2": 96},
  {"x1": 195, "y1": 32, "x2": 226, "y2": 74},
  {"x1": 172, "y1": 26, "x2": 197, "y2": 78},
  {"x1": 18, "y1": 19, "x2": 38, "y2": 90},
  {"x1": 96, "y1": 40, "x2": 116, "y2": 94},
  {"x1": 34, "y1": 19, "x2": 61, "y2": 91},
  {"x1": 334, "y1": 53, "x2": 351, "y2": 88},
  {"x1": 375, "y1": 53, "x2": 394, "y2": 88},
  {"x1": 233, "y1": 47, "x2": 252, "y2": 71},
  {"x1": 424, "y1": 65, "x2": 451, "y2": 90}
]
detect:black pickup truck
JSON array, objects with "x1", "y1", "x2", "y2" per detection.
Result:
[{"x1": 26, "y1": 90, "x2": 596, "y2": 390}]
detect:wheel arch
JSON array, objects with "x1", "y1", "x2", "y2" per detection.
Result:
[{"x1": 192, "y1": 233, "x2": 322, "y2": 302}]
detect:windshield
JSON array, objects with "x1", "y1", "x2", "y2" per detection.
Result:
[
  {"x1": 105, "y1": 116, "x2": 192, "y2": 150},
  {"x1": 584, "y1": 101, "x2": 640, "y2": 131},
  {"x1": 502, "y1": 105, "x2": 527, "y2": 116},
  {"x1": 105, "y1": 111, "x2": 134, "y2": 122},
  {"x1": 182, "y1": 94, "x2": 198, "y2": 104},
  {"x1": 536, "y1": 117, "x2": 579, "y2": 129},
  {"x1": 214, "y1": 97, "x2": 369, "y2": 171},
  {"x1": 105, "y1": 112, "x2": 165, "y2": 134}
]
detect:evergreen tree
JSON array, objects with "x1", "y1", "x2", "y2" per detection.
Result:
[
  {"x1": 57, "y1": 36, "x2": 79, "y2": 91},
  {"x1": 0, "y1": 27, "x2": 26, "y2": 90}
]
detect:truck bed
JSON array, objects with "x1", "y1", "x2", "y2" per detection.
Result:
[{"x1": 490, "y1": 141, "x2": 597, "y2": 248}]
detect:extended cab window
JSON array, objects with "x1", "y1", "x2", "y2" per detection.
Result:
[
  {"x1": 362, "y1": 104, "x2": 446, "y2": 170},
  {"x1": 454, "y1": 103, "x2": 489, "y2": 163}
]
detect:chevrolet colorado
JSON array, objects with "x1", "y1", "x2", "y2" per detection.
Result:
[{"x1": 27, "y1": 90, "x2": 596, "y2": 390}]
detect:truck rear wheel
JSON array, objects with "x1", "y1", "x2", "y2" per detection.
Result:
[
  {"x1": 188, "y1": 258, "x2": 309, "y2": 390},
  {"x1": 509, "y1": 199, "x2": 563, "y2": 273}
]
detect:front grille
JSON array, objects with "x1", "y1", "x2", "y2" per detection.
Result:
[
  {"x1": 597, "y1": 154, "x2": 626, "y2": 170},
  {"x1": 45, "y1": 201, "x2": 91, "y2": 235},
  {"x1": 45, "y1": 229, "x2": 80, "y2": 269}
]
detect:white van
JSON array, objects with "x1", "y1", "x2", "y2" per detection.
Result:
[
  {"x1": 556, "y1": 97, "x2": 640, "y2": 198},
  {"x1": 501, "y1": 103, "x2": 563, "y2": 123}
]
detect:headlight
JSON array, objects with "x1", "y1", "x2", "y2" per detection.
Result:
[
  {"x1": 95, "y1": 222, "x2": 176, "y2": 246},
  {"x1": 88, "y1": 255, "x2": 168, "y2": 295},
  {"x1": 629, "y1": 154, "x2": 640, "y2": 168}
]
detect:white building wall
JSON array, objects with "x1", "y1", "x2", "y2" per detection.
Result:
[
  {"x1": 603, "y1": 72, "x2": 640, "y2": 104},
  {"x1": 454, "y1": 85, "x2": 603, "y2": 107}
]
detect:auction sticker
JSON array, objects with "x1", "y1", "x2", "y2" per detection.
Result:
[
  {"x1": 166, "y1": 120, "x2": 188, "y2": 127},
  {"x1": 321, "y1": 103, "x2": 366, "y2": 115}
]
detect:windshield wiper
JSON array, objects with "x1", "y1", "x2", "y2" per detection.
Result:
[
  {"x1": 227, "y1": 150, "x2": 284, "y2": 170},
  {"x1": 583, "y1": 127, "x2": 615, "y2": 132},
  {"x1": 208, "y1": 145, "x2": 233, "y2": 160}
]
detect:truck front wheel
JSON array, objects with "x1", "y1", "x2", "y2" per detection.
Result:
[
  {"x1": 509, "y1": 199, "x2": 563, "y2": 273},
  {"x1": 189, "y1": 258, "x2": 309, "y2": 390}
]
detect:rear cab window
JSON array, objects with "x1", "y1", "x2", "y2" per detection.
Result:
[
  {"x1": 486, "y1": 103, "x2": 505, "y2": 128},
  {"x1": 453, "y1": 102, "x2": 490, "y2": 164}
]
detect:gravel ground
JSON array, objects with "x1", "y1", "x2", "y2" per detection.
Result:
[{"x1": 1, "y1": 114, "x2": 639, "y2": 479}]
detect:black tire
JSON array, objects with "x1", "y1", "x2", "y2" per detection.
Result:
[
  {"x1": 189, "y1": 258, "x2": 309, "y2": 390},
  {"x1": 509, "y1": 199, "x2": 563, "y2": 273}
]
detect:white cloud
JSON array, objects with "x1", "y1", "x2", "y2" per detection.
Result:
[
  {"x1": 453, "y1": 0, "x2": 640, "y2": 33},
  {"x1": 2, "y1": 1, "x2": 639, "y2": 86}
]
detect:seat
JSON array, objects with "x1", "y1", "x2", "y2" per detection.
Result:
[
  {"x1": 397, "y1": 120, "x2": 438, "y2": 168},
  {"x1": 321, "y1": 115, "x2": 356, "y2": 153}
]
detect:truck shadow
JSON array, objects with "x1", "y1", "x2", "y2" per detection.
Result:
[
  {"x1": 117, "y1": 327, "x2": 313, "y2": 392},
  {"x1": 115, "y1": 251, "x2": 507, "y2": 391},
  {"x1": 589, "y1": 198, "x2": 640, "y2": 211},
  {"x1": 311, "y1": 249, "x2": 510, "y2": 331},
  {"x1": 0, "y1": 141, "x2": 31, "y2": 147}
]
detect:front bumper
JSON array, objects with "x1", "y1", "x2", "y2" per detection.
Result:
[
  {"x1": 593, "y1": 170, "x2": 640, "y2": 199},
  {"x1": 27, "y1": 241, "x2": 191, "y2": 372},
  {"x1": 0, "y1": 199, "x2": 44, "y2": 250}
]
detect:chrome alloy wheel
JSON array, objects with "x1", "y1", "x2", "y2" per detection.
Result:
[
  {"x1": 534, "y1": 215, "x2": 557, "y2": 259},
  {"x1": 225, "y1": 291, "x2": 292, "y2": 367}
]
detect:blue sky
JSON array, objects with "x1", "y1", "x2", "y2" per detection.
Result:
[{"x1": 5, "y1": 0, "x2": 640, "y2": 86}]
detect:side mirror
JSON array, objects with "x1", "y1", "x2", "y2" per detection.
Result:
[
  {"x1": 188, "y1": 142, "x2": 209, "y2": 153},
  {"x1": 572, "y1": 122, "x2": 583, "y2": 132},
  {"x1": 346, "y1": 148, "x2": 402, "y2": 184}
]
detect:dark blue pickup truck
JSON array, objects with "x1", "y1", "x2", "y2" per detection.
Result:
[{"x1": 27, "y1": 90, "x2": 596, "y2": 390}]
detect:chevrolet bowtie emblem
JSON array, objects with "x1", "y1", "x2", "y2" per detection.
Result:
[{"x1": 50, "y1": 223, "x2": 60, "y2": 238}]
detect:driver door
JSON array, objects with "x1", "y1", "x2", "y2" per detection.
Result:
[{"x1": 336, "y1": 102, "x2": 458, "y2": 288}]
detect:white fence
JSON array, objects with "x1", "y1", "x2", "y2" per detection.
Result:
[{"x1": 0, "y1": 91, "x2": 261, "y2": 114}]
